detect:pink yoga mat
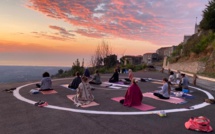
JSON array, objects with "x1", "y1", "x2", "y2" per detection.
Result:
[
  {"x1": 67, "y1": 95, "x2": 99, "y2": 108},
  {"x1": 40, "y1": 90, "x2": 58, "y2": 94},
  {"x1": 142, "y1": 92, "x2": 185, "y2": 104},
  {"x1": 111, "y1": 97, "x2": 156, "y2": 111}
]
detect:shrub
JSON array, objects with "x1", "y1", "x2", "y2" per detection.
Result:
[{"x1": 191, "y1": 32, "x2": 215, "y2": 54}]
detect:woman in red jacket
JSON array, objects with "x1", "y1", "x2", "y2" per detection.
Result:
[{"x1": 120, "y1": 79, "x2": 143, "y2": 106}]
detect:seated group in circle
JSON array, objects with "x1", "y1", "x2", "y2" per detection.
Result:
[{"x1": 36, "y1": 69, "x2": 189, "y2": 107}]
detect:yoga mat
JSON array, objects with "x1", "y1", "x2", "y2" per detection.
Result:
[
  {"x1": 151, "y1": 81, "x2": 163, "y2": 85},
  {"x1": 67, "y1": 95, "x2": 99, "y2": 108},
  {"x1": 61, "y1": 84, "x2": 76, "y2": 91},
  {"x1": 103, "y1": 82, "x2": 130, "y2": 88},
  {"x1": 142, "y1": 92, "x2": 185, "y2": 104},
  {"x1": 100, "y1": 83, "x2": 112, "y2": 87},
  {"x1": 182, "y1": 93, "x2": 195, "y2": 99},
  {"x1": 109, "y1": 86, "x2": 122, "y2": 89},
  {"x1": 111, "y1": 97, "x2": 156, "y2": 111},
  {"x1": 170, "y1": 82, "x2": 178, "y2": 85},
  {"x1": 100, "y1": 82, "x2": 122, "y2": 89},
  {"x1": 170, "y1": 92, "x2": 194, "y2": 99},
  {"x1": 158, "y1": 86, "x2": 175, "y2": 90},
  {"x1": 133, "y1": 77, "x2": 141, "y2": 81},
  {"x1": 40, "y1": 90, "x2": 57, "y2": 94}
]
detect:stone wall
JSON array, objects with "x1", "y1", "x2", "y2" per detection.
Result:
[{"x1": 163, "y1": 57, "x2": 206, "y2": 73}]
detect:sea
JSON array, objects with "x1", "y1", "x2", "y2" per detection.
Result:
[{"x1": 0, "y1": 66, "x2": 71, "y2": 84}]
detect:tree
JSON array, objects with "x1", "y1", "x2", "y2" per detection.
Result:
[
  {"x1": 73, "y1": 59, "x2": 80, "y2": 67},
  {"x1": 104, "y1": 54, "x2": 118, "y2": 68},
  {"x1": 82, "y1": 58, "x2": 84, "y2": 67},
  {"x1": 58, "y1": 69, "x2": 64, "y2": 74},
  {"x1": 71, "y1": 59, "x2": 84, "y2": 76},
  {"x1": 91, "y1": 40, "x2": 112, "y2": 67},
  {"x1": 200, "y1": 0, "x2": 215, "y2": 31}
]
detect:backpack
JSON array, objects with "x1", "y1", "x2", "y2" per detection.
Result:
[{"x1": 185, "y1": 116, "x2": 213, "y2": 132}]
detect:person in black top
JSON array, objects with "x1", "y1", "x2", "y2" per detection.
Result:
[
  {"x1": 109, "y1": 69, "x2": 119, "y2": 83},
  {"x1": 68, "y1": 72, "x2": 82, "y2": 90}
]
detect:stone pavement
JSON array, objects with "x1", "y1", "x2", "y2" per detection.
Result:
[{"x1": 0, "y1": 71, "x2": 215, "y2": 134}]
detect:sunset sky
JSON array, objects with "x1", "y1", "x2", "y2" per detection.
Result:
[{"x1": 0, "y1": 0, "x2": 209, "y2": 67}]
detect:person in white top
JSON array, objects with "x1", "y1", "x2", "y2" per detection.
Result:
[
  {"x1": 176, "y1": 70, "x2": 181, "y2": 79},
  {"x1": 168, "y1": 71, "x2": 175, "y2": 83},
  {"x1": 153, "y1": 78, "x2": 170, "y2": 99}
]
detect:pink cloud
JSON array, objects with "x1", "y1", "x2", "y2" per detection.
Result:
[
  {"x1": 49, "y1": 25, "x2": 75, "y2": 37},
  {"x1": 31, "y1": 31, "x2": 73, "y2": 41},
  {"x1": 26, "y1": 0, "x2": 208, "y2": 45}
]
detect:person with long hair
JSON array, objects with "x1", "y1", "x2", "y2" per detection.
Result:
[
  {"x1": 153, "y1": 78, "x2": 170, "y2": 99},
  {"x1": 120, "y1": 79, "x2": 143, "y2": 106},
  {"x1": 124, "y1": 69, "x2": 133, "y2": 82},
  {"x1": 36, "y1": 72, "x2": 53, "y2": 91},
  {"x1": 72, "y1": 76, "x2": 94, "y2": 107}
]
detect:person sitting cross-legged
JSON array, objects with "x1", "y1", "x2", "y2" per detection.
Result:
[
  {"x1": 89, "y1": 70, "x2": 102, "y2": 85},
  {"x1": 36, "y1": 72, "x2": 53, "y2": 91},
  {"x1": 109, "y1": 68, "x2": 119, "y2": 83},
  {"x1": 68, "y1": 72, "x2": 82, "y2": 90},
  {"x1": 153, "y1": 78, "x2": 170, "y2": 99},
  {"x1": 72, "y1": 76, "x2": 94, "y2": 107},
  {"x1": 175, "y1": 73, "x2": 189, "y2": 91},
  {"x1": 124, "y1": 69, "x2": 133, "y2": 82},
  {"x1": 120, "y1": 79, "x2": 143, "y2": 106}
]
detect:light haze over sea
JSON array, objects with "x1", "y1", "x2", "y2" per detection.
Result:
[{"x1": 0, "y1": 66, "x2": 70, "y2": 84}]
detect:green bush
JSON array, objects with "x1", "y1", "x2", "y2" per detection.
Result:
[
  {"x1": 171, "y1": 44, "x2": 183, "y2": 57},
  {"x1": 97, "y1": 67, "x2": 114, "y2": 74},
  {"x1": 191, "y1": 32, "x2": 215, "y2": 54},
  {"x1": 71, "y1": 66, "x2": 84, "y2": 76},
  {"x1": 122, "y1": 64, "x2": 146, "y2": 72}
]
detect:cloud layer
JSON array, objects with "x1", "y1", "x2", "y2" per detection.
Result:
[{"x1": 27, "y1": 0, "x2": 207, "y2": 45}]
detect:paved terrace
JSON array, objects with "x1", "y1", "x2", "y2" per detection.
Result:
[{"x1": 0, "y1": 71, "x2": 215, "y2": 134}]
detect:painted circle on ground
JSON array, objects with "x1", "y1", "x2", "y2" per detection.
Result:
[{"x1": 13, "y1": 78, "x2": 214, "y2": 115}]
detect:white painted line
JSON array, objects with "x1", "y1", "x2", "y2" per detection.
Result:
[{"x1": 13, "y1": 78, "x2": 214, "y2": 115}]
